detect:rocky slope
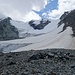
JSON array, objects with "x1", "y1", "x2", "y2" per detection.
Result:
[
  {"x1": 58, "y1": 9, "x2": 75, "y2": 36},
  {"x1": 0, "y1": 49, "x2": 75, "y2": 75},
  {"x1": 0, "y1": 17, "x2": 19, "y2": 40}
]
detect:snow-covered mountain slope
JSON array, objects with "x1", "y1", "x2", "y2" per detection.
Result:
[
  {"x1": 10, "y1": 20, "x2": 59, "y2": 38},
  {"x1": 0, "y1": 19, "x2": 59, "y2": 52},
  {"x1": 12, "y1": 25, "x2": 75, "y2": 52},
  {"x1": 0, "y1": 18, "x2": 75, "y2": 53}
]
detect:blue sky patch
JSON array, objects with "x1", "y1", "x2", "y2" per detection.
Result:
[{"x1": 33, "y1": 0, "x2": 58, "y2": 18}]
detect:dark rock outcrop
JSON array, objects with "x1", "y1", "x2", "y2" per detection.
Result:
[
  {"x1": 58, "y1": 9, "x2": 75, "y2": 36},
  {"x1": 28, "y1": 52, "x2": 54, "y2": 62},
  {"x1": 0, "y1": 17, "x2": 19, "y2": 40},
  {"x1": 29, "y1": 19, "x2": 51, "y2": 30}
]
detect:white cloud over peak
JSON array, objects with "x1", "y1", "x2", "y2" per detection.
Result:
[
  {"x1": 44, "y1": 0, "x2": 75, "y2": 19},
  {"x1": 22, "y1": 11, "x2": 41, "y2": 22},
  {"x1": 0, "y1": 0, "x2": 74, "y2": 21},
  {"x1": 0, "y1": 0, "x2": 48, "y2": 22}
]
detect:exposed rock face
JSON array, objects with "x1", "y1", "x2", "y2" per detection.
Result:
[
  {"x1": 60, "y1": 12, "x2": 69, "y2": 20},
  {"x1": 0, "y1": 17, "x2": 19, "y2": 40},
  {"x1": 29, "y1": 19, "x2": 51, "y2": 30},
  {"x1": 58, "y1": 9, "x2": 75, "y2": 36}
]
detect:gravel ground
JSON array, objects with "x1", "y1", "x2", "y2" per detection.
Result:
[{"x1": 0, "y1": 49, "x2": 75, "y2": 75}]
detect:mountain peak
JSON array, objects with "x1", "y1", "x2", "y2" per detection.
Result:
[
  {"x1": 58, "y1": 9, "x2": 75, "y2": 36},
  {"x1": 29, "y1": 19, "x2": 51, "y2": 30}
]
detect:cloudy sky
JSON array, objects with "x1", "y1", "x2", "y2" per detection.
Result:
[{"x1": 0, "y1": 0, "x2": 75, "y2": 22}]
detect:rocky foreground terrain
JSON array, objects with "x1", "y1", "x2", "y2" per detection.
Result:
[{"x1": 0, "y1": 49, "x2": 75, "y2": 75}]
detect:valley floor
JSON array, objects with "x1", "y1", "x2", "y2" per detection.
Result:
[{"x1": 0, "y1": 49, "x2": 75, "y2": 75}]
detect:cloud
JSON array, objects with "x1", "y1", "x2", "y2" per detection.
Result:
[
  {"x1": 0, "y1": 0, "x2": 48, "y2": 22},
  {"x1": 43, "y1": 0, "x2": 75, "y2": 19},
  {"x1": 0, "y1": 0, "x2": 75, "y2": 21},
  {"x1": 23, "y1": 11, "x2": 41, "y2": 22}
]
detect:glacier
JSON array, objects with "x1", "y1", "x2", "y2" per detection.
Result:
[{"x1": 0, "y1": 13, "x2": 75, "y2": 53}]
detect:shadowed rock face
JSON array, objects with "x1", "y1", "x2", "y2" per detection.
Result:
[
  {"x1": 58, "y1": 9, "x2": 75, "y2": 36},
  {"x1": 0, "y1": 17, "x2": 19, "y2": 40},
  {"x1": 29, "y1": 19, "x2": 51, "y2": 30}
]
